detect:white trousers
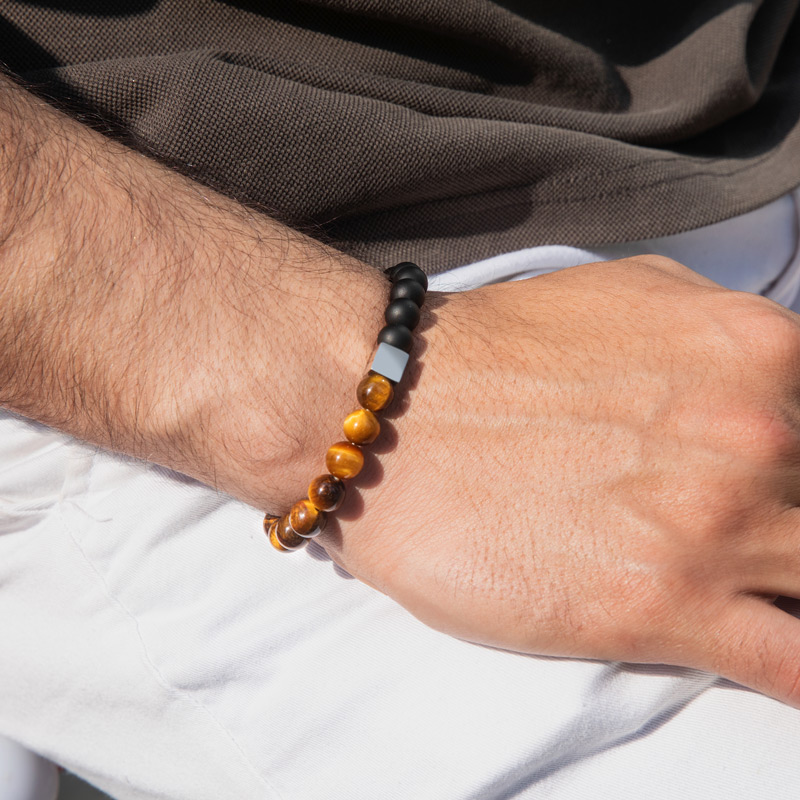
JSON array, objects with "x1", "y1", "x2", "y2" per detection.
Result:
[{"x1": 2, "y1": 190, "x2": 800, "y2": 800}]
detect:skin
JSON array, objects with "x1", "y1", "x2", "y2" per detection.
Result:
[{"x1": 4, "y1": 74, "x2": 800, "y2": 707}]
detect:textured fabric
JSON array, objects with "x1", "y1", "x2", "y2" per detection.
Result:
[
  {"x1": 2, "y1": 1, "x2": 800, "y2": 272},
  {"x1": 0, "y1": 193, "x2": 799, "y2": 800}
]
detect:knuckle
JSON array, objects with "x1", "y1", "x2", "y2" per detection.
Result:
[
  {"x1": 727, "y1": 294, "x2": 800, "y2": 367},
  {"x1": 716, "y1": 403, "x2": 800, "y2": 467}
]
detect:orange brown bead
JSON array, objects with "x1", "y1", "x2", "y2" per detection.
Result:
[
  {"x1": 357, "y1": 371, "x2": 394, "y2": 412},
  {"x1": 274, "y1": 514, "x2": 307, "y2": 551},
  {"x1": 308, "y1": 474, "x2": 346, "y2": 511},
  {"x1": 267, "y1": 519, "x2": 290, "y2": 552},
  {"x1": 326, "y1": 441, "x2": 364, "y2": 479},
  {"x1": 343, "y1": 408, "x2": 380, "y2": 446},
  {"x1": 289, "y1": 498, "x2": 326, "y2": 538},
  {"x1": 263, "y1": 514, "x2": 280, "y2": 538}
]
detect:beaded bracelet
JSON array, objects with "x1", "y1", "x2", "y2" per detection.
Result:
[{"x1": 263, "y1": 261, "x2": 429, "y2": 552}]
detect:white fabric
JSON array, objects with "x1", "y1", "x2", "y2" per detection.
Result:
[
  {"x1": 0, "y1": 735, "x2": 57, "y2": 800},
  {"x1": 1, "y1": 190, "x2": 800, "y2": 800},
  {"x1": 432, "y1": 189, "x2": 800, "y2": 305}
]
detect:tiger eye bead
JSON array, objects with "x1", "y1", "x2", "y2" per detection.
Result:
[
  {"x1": 269, "y1": 522, "x2": 289, "y2": 553},
  {"x1": 289, "y1": 499, "x2": 326, "y2": 538},
  {"x1": 267, "y1": 519, "x2": 290, "y2": 552},
  {"x1": 343, "y1": 408, "x2": 380, "y2": 445},
  {"x1": 268, "y1": 529, "x2": 289, "y2": 552},
  {"x1": 326, "y1": 441, "x2": 364, "y2": 479},
  {"x1": 308, "y1": 474, "x2": 346, "y2": 511},
  {"x1": 263, "y1": 514, "x2": 280, "y2": 538},
  {"x1": 357, "y1": 371, "x2": 394, "y2": 412},
  {"x1": 274, "y1": 514, "x2": 307, "y2": 551}
]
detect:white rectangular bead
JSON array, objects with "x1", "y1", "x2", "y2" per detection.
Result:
[{"x1": 370, "y1": 342, "x2": 409, "y2": 384}]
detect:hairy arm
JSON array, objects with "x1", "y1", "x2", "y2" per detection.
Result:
[
  {"x1": 5, "y1": 73, "x2": 800, "y2": 710},
  {"x1": 0, "y1": 72, "x2": 386, "y2": 510}
]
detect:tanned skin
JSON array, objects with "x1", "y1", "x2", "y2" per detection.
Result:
[{"x1": 5, "y1": 73, "x2": 800, "y2": 707}]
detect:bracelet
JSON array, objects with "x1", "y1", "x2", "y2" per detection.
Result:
[{"x1": 263, "y1": 261, "x2": 429, "y2": 552}]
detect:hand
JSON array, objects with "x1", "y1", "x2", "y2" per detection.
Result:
[
  {"x1": 6, "y1": 73, "x2": 800, "y2": 708},
  {"x1": 318, "y1": 256, "x2": 800, "y2": 708}
]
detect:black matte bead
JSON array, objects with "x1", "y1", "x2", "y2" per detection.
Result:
[
  {"x1": 392, "y1": 264, "x2": 428, "y2": 291},
  {"x1": 390, "y1": 278, "x2": 426, "y2": 307},
  {"x1": 386, "y1": 261, "x2": 419, "y2": 280},
  {"x1": 377, "y1": 324, "x2": 413, "y2": 352},
  {"x1": 385, "y1": 298, "x2": 421, "y2": 330}
]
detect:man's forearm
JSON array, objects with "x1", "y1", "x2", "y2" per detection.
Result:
[
  {"x1": 0, "y1": 73, "x2": 387, "y2": 509},
  {"x1": 8, "y1": 73, "x2": 800, "y2": 716}
]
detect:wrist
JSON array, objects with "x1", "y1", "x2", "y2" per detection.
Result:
[
  {"x1": 0, "y1": 74, "x2": 390, "y2": 515},
  {"x1": 162, "y1": 236, "x2": 389, "y2": 510}
]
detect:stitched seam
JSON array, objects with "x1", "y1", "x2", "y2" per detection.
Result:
[{"x1": 56, "y1": 499, "x2": 285, "y2": 800}]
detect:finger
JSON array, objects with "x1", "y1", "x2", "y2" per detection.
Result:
[
  {"x1": 736, "y1": 508, "x2": 800, "y2": 597},
  {"x1": 702, "y1": 595, "x2": 800, "y2": 708}
]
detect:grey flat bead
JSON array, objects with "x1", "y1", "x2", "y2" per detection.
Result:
[{"x1": 370, "y1": 342, "x2": 409, "y2": 384}]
